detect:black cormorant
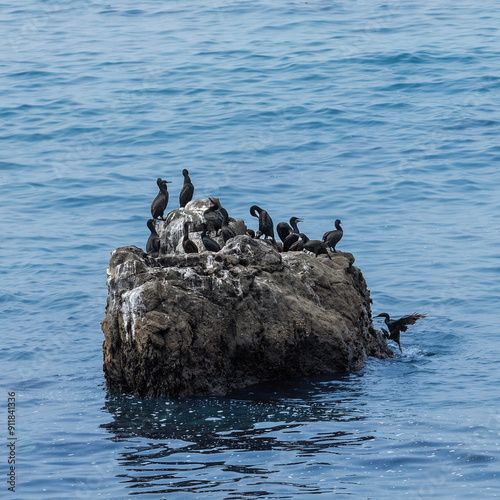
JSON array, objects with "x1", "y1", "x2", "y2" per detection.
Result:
[
  {"x1": 246, "y1": 229, "x2": 256, "y2": 238},
  {"x1": 277, "y1": 217, "x2": 303, "y2": 243},
  {"x1": 201, "y1": 223, "x2": 221, "y2": 252},
  {"x1": 322, "y1": 219, "x2": 343, "y2": 252},
  {"x1": 218, "y1": 207, "x2": 229, "y2": 224},
  {"x1": 283, "y1": 232, "x2": 300, "y2": 252},
  {"x1": 220, "y1": 210, "x2": 236, "y2": 244},
  {"x1": 179, "y1": 169, "x2": 194, "y2": 208},
  {"x1": 374, "y1": 312, "x2": 427, "y2": 352},
  {"x1": 204, "y1": 198, "x2": 224, "y2": 235},
  {"x1": 288, "y1": 233, "x2": 309, "y2": 252},
  {"x1": 250, "y1": 205, "x2": 275, "y2": 242},
  {"x1": 146, "y1": 219, "x2": 160, "y2": 254},
  {"x1": 303, "y1": 239, "x2": 331, "y2": 259},
  {"x1": 151, "y1": 178, "x2": 171, "y2": 220},
  {"x1": 182, "y1": 221, "x2": 198, "y2": 254}
]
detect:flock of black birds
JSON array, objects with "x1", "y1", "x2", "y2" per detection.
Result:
[
  {"x1": 146, "y1": 170, "x2": 344, "y2": 258},
  {"x1": 144, "y1": 170, "x2": 425, "y2": 352}
]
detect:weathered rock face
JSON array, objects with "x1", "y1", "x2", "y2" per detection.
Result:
[{"x1": 102, "y1": 233, "x2": 392, "y2": 398}]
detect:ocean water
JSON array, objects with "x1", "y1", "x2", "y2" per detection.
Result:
[{"x1": 1, "y1": 0, "x2": 500, "y2": 498}]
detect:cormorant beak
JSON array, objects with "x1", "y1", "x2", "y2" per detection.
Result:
[
  {"x1": 297, "y1": 218, "x2": 304, "y2": 222},
  {"x1": 374, "y1": 314, "x2": 382, "y2": 318},
  {"x1": 165, "y1": 181, "x2": 172, "y2": 183}
]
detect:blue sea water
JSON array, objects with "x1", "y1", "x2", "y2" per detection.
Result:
[{"x1": 1, "y1": 0, "x2": 500, "y2": 497}]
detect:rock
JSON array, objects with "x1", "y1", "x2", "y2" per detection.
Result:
[{"x1": 102, "y1": 233, "x2": 392, "y2": 398}]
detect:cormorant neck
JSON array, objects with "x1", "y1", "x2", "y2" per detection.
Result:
[
  {"x1": 290, "y1": 218, "x2": 300, "y2": 233},
  {"x1": 377, "y1": 314, "x2": 390, "y2": 325},
  {"x1": 250, "y1": 205, "x2": 261, "y2": 217}
]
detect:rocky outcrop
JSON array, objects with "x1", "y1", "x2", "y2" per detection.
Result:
[{"x1": 102, "y1": 214, "x2": 392, "y2": 397}]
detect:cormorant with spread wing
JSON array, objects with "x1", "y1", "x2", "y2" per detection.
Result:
[{"x1": 374, "y1": 312, "x2": 427, "y2": 352}]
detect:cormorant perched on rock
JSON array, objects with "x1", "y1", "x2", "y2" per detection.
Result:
[
  {"x1": 179, "y1": 169, "x2": 194, "y2": 208},
  {"x1": 323, "y1": 219, "x2": 343, "y2": 253},
  {"x1": 146, "y1": 219, "x2": 160, "y2": 254},
  {"x1": 220, "y1": 211, "x2": 236, "y2": 244},
  {"x1": 250, "y1": 205, "x2": 275, "y2": 242},
  {"x1": 304, "y1": 239, "x2": 331, "y2": 259},
  {"x1": 218, "y1": 206, "x2": 229, "y2": 225},
  {"x1": 288, "y1": 233, "x2": 309, "y2": 252},
  {"x1": 151, "y1": 178, "x2": 171, "y2": 220},
  {"x1": 277, "y1": 217, "x2": 303, "y2": 243},
  {"x1": 374, "y1": 312, "x2": 427, "y2": 352},
  {"x1": 283, "y1": 232, "x2": 300, "y2": 252},
  {"x1": 204, "y1": 198, "x2": 224, "y2": 235},
  {"x1": 246, "y1": 229, "x2": 256, "y2": 238},
  {"x1": 182, "y1": 221, "x2": 198, "y2": 254},
  {"x1": 201, "y1": 223, "x2": 221, "y2": 252}
]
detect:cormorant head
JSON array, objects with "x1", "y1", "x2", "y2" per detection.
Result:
[
  {"x1": 374, "y1": 313, "x2": 390, "y2": 322},
  {"x1": 208, "y1": 197, "x2": 220, "y2": 209},
  {"x1": 335, "y1": 219, "x2": 342, "y2": 228},
  {"x1": 156, "y1": 177, "x2": 163, "y2": 187},
  {"x1": 159, "y1": 180, "x2": 171, "y2": 192},
  {"x1": 290, "y1": 217, "x2": 303, "y2": 224},
  {"x1": 182, "y1": 169, "x2": 189, "y2": 176}
]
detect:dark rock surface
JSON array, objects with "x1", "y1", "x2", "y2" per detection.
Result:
[{"x1": 102, "y1": 231, "x2": 392, "y2": 398}]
